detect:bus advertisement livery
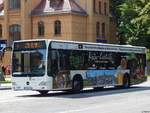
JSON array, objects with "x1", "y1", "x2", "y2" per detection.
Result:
[{"x1": 12, "y1": 39, "x2": 147, "y2": 95}]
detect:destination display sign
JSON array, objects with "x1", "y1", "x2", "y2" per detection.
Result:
[{"x1": 14, "y1": 41, "x2": 46, "y2": 51}]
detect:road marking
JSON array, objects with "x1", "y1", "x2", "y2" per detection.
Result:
[
  {"x1": 56, "y1": 103, "x2": 112, "y2": 113},
  {"x1": 56, "y1": 94, "x2": 149, "y2": 113},
  {"x1": 0, "y1": 98, "x2": 35, "y2": 103}
]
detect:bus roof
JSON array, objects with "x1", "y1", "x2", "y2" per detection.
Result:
[{"x1": 13, "y1": 39, "x2": 146, "y2": 54}]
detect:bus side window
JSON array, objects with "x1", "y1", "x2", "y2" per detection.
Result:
[
  {"x1": 58, "y1": 50, "x2": 69, "y2": 70},
  {"x1": 48, "y1": 50, "x2": 59, "y2": 77}
]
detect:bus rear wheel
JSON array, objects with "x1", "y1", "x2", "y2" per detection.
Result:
[
  {"x1": 93, "y1": 87, "x2": 104, "y2": 91},
  {"x1": 72, "y1": 76, "x2": 83, "y2": 93},
  {"x1": 38, "y1": 90, "x2": 49, "y2": 95}
]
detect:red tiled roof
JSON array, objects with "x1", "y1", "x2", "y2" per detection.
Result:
[
  {"x1": 0, "y1": 0, "x2": 4, "y2": 16},
  {"x1": 69, "y1": 0, "x2": 86, "y2": 14},
  {"x1": 0, "y1": 3, "x2": 3, "y2": 11},
  {"x1": 31, "y1": 0, "x2": 87, "y2": 16},
  {"x1": 0, "y1": 0, "x2": 3, "y2": 4}
]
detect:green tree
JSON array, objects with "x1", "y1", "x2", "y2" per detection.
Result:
[
  {"x1": 110, "y1": 0, "x2": 125, "y2": 20},
  {"x1": 110, "y1": 0, "x2": 126, "y2": 44},
  {"x1": 118, "y1": 0, "x2": 150, "y2": 48}
]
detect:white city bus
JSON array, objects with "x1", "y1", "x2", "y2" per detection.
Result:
[{"x1": 12, "y1": 39, "x2": 147, "y2": 95}]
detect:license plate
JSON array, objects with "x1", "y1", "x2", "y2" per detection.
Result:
[{"x1": 24, "y1": 87, "x2": 32, "y2": 90}]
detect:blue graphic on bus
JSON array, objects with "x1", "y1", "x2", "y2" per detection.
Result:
[
  {"x1": 86, "y1": 70, "x2": 117, "y2": 78},
  {"x1": 86, "y1": 70, "x2": 117, "y2": 85}
]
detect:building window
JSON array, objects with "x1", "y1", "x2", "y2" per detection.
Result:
[
  {"x1": 104, "y1": 2, "x2": 107, "y2": 15},
  {"x1": 9, "y1": 0, "x2": 21, "y2": 9},
  {"x1": 54, "y1": 20, "x2": 61, "y2": 35},
  {"x1": 38, "y1": 21, "x2": 45, "y2": 36},
  {"x1": 102, "y1": 23, "x2": 105, "y2": 38},
  {"x1": 99, "y1": 1, "x2": 102, "y2": 14},
  {"x1": 50, "y1": 0, "x2": 64, "y2": 10},
  {"x1": 9, "y1": 24, "x2": 21, "y2": 42},
  {"x1": 96, "y1": 22, "x2": 100, "y2": 38},
  {"x1": 93, "y1": 0, "x2": 96, "y2": 13},
  {"x1": 0, "y1": 24, "x2": 2, "y2": 38}
]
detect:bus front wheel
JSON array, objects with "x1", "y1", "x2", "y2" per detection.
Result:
[
  {"x1": 38, "y1": 90, "x2": 49, "y2": 95},
  {"x1": 72, "y1": 76, "x2": 83, "y2": 93}
]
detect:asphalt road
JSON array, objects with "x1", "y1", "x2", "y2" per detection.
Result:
[{"x1": 0, "y1": 81, "x2": 150, "y2": 113}]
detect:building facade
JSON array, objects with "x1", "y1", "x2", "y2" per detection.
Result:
[
  {"x1": 0, "y1": 0, "x2": 117, "y2": 66},
  {"x1": 0, "y1": 0, "x2": 117, "y2": 44}
]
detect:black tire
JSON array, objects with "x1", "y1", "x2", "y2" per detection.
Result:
[
  {"x1": 72, "y1": 76, "x2": 83, "y2": 93},
  {"x1": 123, "y1": 75, "x2": 130, "y2": 88},
  {"x1": 93, "y1": 87, "x2": 104, "y2": 91},
  {"x1": 38, "y1": 90, "x2": 49, "y2": 95}
]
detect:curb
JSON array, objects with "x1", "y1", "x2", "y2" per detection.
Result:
[
  {"x1": 0, "y1": 84, "x2": 11, "y2": 90},
  {"x1": 0, "y1": 87, "x2": 11, "y2": 90}
]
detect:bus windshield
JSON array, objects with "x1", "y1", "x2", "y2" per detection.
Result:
[{"x1": 12, "y1": 41, "x2": 46, "y2": 77}]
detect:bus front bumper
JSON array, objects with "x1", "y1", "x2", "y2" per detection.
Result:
[{"x1": 12, "y1": 81, "x2": 52, "y2": 91}]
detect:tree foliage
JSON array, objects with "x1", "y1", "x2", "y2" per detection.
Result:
[
  {"x1": 110, "y1": 0, "x2": 125, "y2": 21},
  {"x1": 111, "y1": 0, "x2": 150, "y2": 48}
]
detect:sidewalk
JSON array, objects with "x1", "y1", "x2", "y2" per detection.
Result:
[
  {"x1": 0, "y1": 76, "x2": 11, "y2": 90},
  {"x1": 0, "y1": 83, "x2": 11, "y2": 90}
]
